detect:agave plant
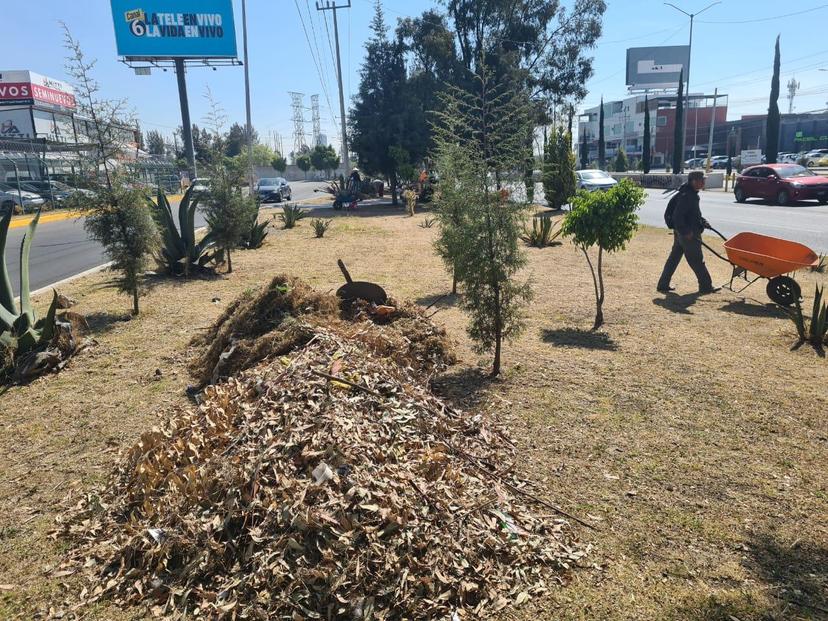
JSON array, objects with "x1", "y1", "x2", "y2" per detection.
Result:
[
  {"x1": 520, "y1": 215, "x2": 561, "y2": 248},
  {"x1": 240, "y1": 202, "x2": 268, "y2": 249},
  {"x1": 1, "y1": 207, "x2": 59, "y2": 359},
  {"x1": 310, "y1": 217, "x2": 332, "y2": 238},
  {"x1": 149, "y1": 183, "x2": 215, "y2": 275},
  {"x1": 278, "y1": 203, "x2": 306, "y2": 229},
  {"x1": 789, "y1": 285, "x2": 828, "y2": 347}
]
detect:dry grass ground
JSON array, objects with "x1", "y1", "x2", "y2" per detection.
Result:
[{"x1": 0, "y1": 203, "x2": 826, "y2": 620}]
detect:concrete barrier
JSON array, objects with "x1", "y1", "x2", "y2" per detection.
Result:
[{"x1": 610, "y1": 172, "x2": 724, "y2": 189}]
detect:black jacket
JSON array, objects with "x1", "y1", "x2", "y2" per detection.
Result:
[{"x1": 672, "y1": 183, "x2": 704, "y2": 236}]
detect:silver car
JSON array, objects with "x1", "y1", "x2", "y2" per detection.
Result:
[
  {"x1": 0, "y1": 182, "x2": 46, "y2": 214},
  {"x1": 576, "y1": 170, "x2": 618, "y2": 191}
]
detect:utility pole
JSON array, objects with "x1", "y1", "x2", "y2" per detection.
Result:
[
  {"x1": 242, "y1": 0, "x2": 254, "y2": 193},
  {"x1": 665, "y1": 1, "x2": 720, "y2": 171},
  {"x1": 316, "y1": 0, "x2": 351, "y2": 173},
  {"x1": 705, "y1": 88, "x2": 718, "y2": 172},
  {"x1": 174, "y1": 59, "x2": 197, "y2": 180}
]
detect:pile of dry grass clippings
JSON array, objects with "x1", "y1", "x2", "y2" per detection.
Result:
[
  {"x1": 190, "y1": 275, "x2": 455, "y2": 387},
  {"x1": 57, "y1": 323, "x2": 587, "y2": 619}
]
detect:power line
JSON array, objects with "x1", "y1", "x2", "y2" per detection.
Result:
[
  {"x1": 697, "y1": 4, "x2": 828, "y2": 24},
  {"x1": 293, "y1": 0, "x2": 338, "y2": 138}
]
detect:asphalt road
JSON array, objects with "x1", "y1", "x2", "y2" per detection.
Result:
[
  {"x1": 4, "y1": 181, "x2": 327, "y2": 294},
  {"x1": 639, "y1": 189, "x2": 828, "y2": 252}
]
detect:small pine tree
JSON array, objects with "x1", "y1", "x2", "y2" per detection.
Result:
[
  {"x1": 542, "y1": 127, "x2": 577, "y2": 210},
  {"x1": 598, "y1": 96, "x2": 606, "y2": 169},
  {"x1": 83, "y1": 181, "x2": 158, "y2": 315},
  {"x1": 766, "y1": 35, "x2": 781, "y2": 164},
  {"x1": 433, "y1": 68, "x2": 533, "y2": 376},
  {"x1": 204, "y1": 164, "x2": 257, "y2": 273},
  {"x1": 614, "y1": 147, "x2": 628, "y2": 172}
]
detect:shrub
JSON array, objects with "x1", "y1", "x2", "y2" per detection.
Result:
[
  {"x1": 561, "y1": 179, "x2": 645, "y2": 329},
  {"x1": 85, "y1": 182, "x2": 159, "y2": 313},
  {"x1": 310, "y1": 218, "x2": 332, "y2": 238},
  {"x1": 203, "y1": 165, "x2": 258, "y2": 273},
  {"x1": 520, "y1": 215, "x2": 560, "y2": 248},
  {"x1": 278, "y1": 203, "x2": 306, "y2": 229},
  {"x1": 614, "y1": 147, "x2": 628, "y2": 172},
  {"x1": 789, "y1": 285, "x2": 828, "y2": 349},
  {"x1": 419, "y1": 216, "x2": 436, "y2": 229}
]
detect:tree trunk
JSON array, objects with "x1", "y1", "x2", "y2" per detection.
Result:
[
  {"x1": 227, "y1": 248, "x2": 233, "y2": 273},
  {"x1": 593, "y1": 247, "x2": 605, "y2": 330},
  {"x1": 451, "y1": 270, "x2": 457, "y2": 295},
  {"x1": 491, "y1": 329, "x2": 501, "y2": 377},
  {"x1": 132, "y1": 286, "x2": 139, "y2": 316},
  {"x1": 390, "y1": 171, "x2": 398, "y2": 205}
]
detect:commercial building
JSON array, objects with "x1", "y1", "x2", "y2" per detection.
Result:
[
  {"x1": 724, "y1": 112, "x2": 828, "y2": 155},
  {"x1": 578, "y1": 92, "x2": 728, "y2": 167}
]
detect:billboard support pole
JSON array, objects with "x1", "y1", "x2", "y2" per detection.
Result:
[
  {"x1": 174, "y1": 58, "x2": 197, "y2": 180},
  {"x1": 242, "y1": 0, "x2": 254, "y2": 194}
]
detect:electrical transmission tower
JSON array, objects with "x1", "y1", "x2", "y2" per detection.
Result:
[
  {"x1": 289, "y1": 91, "x2": 307, "y2": 159},
  {"x1": 311, "y1": 94, "x2": 322, "y2": 147},
  {"x1": 787, "y1": 77, "x2": 800, "y2": 114}
]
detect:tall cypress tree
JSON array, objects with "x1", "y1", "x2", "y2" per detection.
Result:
[
  {"x1": 766, "y1": 35, "x2": 781, "y2": 164},
  {"x1": 672, "y1": 69, "x2": 685, "y2": 173},
  {"x1": 642, "y1": 95, "x2": 651, "y2": 173},
  {"x1": 598, "y1": 96, "x2": 606, "y2": 169}
]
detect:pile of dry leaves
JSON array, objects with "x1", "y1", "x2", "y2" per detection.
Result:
[{"x1": 56, "y1": 278, "x2": 587, "y2": 619}]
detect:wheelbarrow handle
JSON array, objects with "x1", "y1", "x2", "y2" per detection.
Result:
[
  {"x1": 705, "y1": 224, "x2": 728, "y2": 242},
  {"x1": 337, "y1": 259, "x2": 353, "y2": 283}
]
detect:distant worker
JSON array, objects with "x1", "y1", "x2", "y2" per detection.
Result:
[
  {"x1": 657, "y1": 171, "x2": 719, "y2": 294},
  {"x1": 348, "y1": 168, "x2": 361, "y2": 194}
]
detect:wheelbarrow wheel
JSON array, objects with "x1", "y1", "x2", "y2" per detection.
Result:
[{"x1": 766, "y1": 276, "x2": 801, "y2": 307}]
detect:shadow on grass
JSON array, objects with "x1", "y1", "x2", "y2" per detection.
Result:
[
  {"x1": 415, "y1": 292, "x2": 459, "y2": 311},
  {"x1": 431, "y1": 366, "x2": 493, "y2": 409},
  {"x1": 744, "y1": 532, "x2": 828, "y2": 617},
  {"x1": 540, "y1": 327, "x2": 618, "y2": 351},
  {"x1": 84, "y1": 311, "x2": 133, "y2": 334},
  {"x1": 719, "y1": 299, "x2": 788, "y2": 319},
  {"x1": 791, "y1": 339, "x2": 827, "y2": 358},
  {"x1": 652, "y1": 291, "x2": 702, "y2": 315}
]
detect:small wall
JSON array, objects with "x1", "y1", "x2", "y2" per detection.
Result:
[{"x1": 610, "y1": 172, "x2": 724, "y2": 189}]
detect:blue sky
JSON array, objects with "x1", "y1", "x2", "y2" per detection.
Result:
[{"x1": 5, "y1": 1, "x2": 828, "y2": 154}]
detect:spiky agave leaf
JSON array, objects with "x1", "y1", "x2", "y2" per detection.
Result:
[
  {"x1": 18, "y1": 209, "x2": 42, "y2": 331},
  {"x1": 0, "y1": 202, "x2": 16, "y2": 316}
]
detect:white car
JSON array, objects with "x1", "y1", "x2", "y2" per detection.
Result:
[
  {"x1": 0, "y1": 182, "x2": 46, "y2": 214},
  {"x1": 576, "y1": 170, "x2": 617, "y2": 191}
]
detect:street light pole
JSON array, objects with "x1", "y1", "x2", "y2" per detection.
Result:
[
  {"x1": 242, "y1": 0, "x2": 254, "y2": 194},
  {"x1": 316, "y1": 1, "x2": 351, "y2": 174},
  {"x1": 665, "y1": 1, "x2": 721, "y2": 171}
]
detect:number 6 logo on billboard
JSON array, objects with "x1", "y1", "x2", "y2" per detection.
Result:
[{"x1": 124, "y1": 8, "x2": 146, "y2": 37}]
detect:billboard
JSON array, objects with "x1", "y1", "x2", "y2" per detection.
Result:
[
  {"x1": 0, "y1": 71, "x2": 76, "y2": 111},
  {"x1": 110, "y1": 0, "x2": 238, "y2": 59},
  {"x1": 626, "y1": 46, "x2": 690, "y2": 90},
  {"x1": 0, "y1": 108, "x2": 34, "y2": 139}
]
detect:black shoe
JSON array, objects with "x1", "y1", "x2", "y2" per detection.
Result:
[
  {"x1": 698, "y1": 286, "x2": 721, "y2": 295},
  {"x1": 657, "y1": 286, "x2": 675, "y2": 293}
]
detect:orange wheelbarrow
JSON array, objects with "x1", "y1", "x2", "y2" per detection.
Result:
[{"x1": 704, "y1": 227, "x2": 819, "y2": 306}]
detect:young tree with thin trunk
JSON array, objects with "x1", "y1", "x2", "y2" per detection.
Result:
[
  {"x1": 598, "y1": 96, "x2": 606, "y2": 169},
  {"x1": 672, "y1": 70, "x2": 685, "y2": 173},
  {"x1": 561, "y1": 179, "x2": 644, "y2": 330},
  {"x1": 203, "y1": 164, "x2": 256, "y2": 274},
  {"x1": 433, "y1": 66, "x2": 533, "y2": 377},
  {"x1": 63, "y1": 24, "x2": 158, "y2": 315},
  {"x1": 643, "y1": 95, "x2": 651, "y2": 173},
  {"x1": 766, "y1": 35, "x2": 781, "y2": 164}
]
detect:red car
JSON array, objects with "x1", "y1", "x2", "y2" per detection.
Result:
[{"x1": 734, "y1": 164, "x2": 828, "y2": 206}]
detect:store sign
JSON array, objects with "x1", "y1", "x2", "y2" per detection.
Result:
[
  {"x1": 0, "y1": 71, "x2": 76, "y2": 110},
  {"x1": 110, "y1": 0, "x2": 238, "y2": 59},
  {"x1": 0, "y1": 109, "x2": 34, "y2": 139},
  {"x1": 741, "y1": 149, "x2": 762, "y2": 166}
]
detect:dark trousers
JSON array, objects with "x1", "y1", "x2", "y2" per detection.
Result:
[{"x1": 657, "y1": 231, "x2": 713, "y2": 291}]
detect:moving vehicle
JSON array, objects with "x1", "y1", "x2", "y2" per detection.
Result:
[
  {"x1": 0, "y1": 182, "x2": 46, "y2": 213},
  {"x1": 804, "y1": 149, "x2": 828, "y2": 167},
  {"x1": 256, "y1": 177, "x2": 291, "y2": 202},
  {"x1": 575, "y1": 169, "x2": 617, "y2": 191},
  {"x1": 734, "y1": 164, "x2": 828, "y2": 206}
]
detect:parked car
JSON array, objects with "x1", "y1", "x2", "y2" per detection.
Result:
[
  {"x1": 684, "y1": 157, "x2": 705, "y2": 169},
  {"x1": 734, "y1": 164, "x2": 828, "y2": 206},
  {"x1": 0, "y1": 182, "x2": 47, "y2": 214},
  {"x1": 256, "y1": 177, "x2": 291, "y2": 202},
  {"x1": 18, "y1": 180, "x2": 92, "y2": 206},
  {"x1": 778, "y1": 152, "x2": 799, "y2": 164},
  {"x1": 709, "y1": 155, "x2": 729, "y2": 169},
  {"x1": 804, "y1": 149, "x2": 828, "y2": 167},
  {"x1": 575, "y1": 169, "x2": 617, "y2": 191}
]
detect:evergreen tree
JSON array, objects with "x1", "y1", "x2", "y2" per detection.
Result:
[
  {"x1": 642, "y1": 95, "x2": 651, "y2": 173},
  {"x1": 598, "y1": 96, "x2": 606, "y2": 169},
  {"x1": 580, "y1": 131, "x2": 589, "y2": 169},
  {"x1": 146, "y1": 130, "x2": 166, "y2": 156},
  {"x1": 672, "y1": 69, "x2": 685, "y2": 173},
  {"x1": 271, "y1": 153, "x2": 287, "y2": 173},
  {"x1": 766, "y1": 35, "x2": 781, "y2": 164},
  {"x1": 543, "y1": 126, "x2": 577, "y2": 210},
  {"x1": 310, "y1": 144, "x2": 340, "y2": 177},
  {"x1": 203, "y1": 164, "x2": 256, "y2": 274},
  {"x1": 433, "y1": 67, "x2": 533, "y2": 376},
  {"x1": 349, "y1": 2, "x2": 409, "y2": 205},
  {"x1": 296, "y1": 153, "x2": 311, "y2": 178},
  {"x1": 614, "y1": 147, "x2": 628, "y2": 172}
]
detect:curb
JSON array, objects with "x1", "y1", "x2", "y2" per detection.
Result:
[
  {"x1": 10, "y1": 210, "x2": 84, "y2": 229},
  {"x1": 29, "y1": 261, "x2": 113, "y2": 298}
]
